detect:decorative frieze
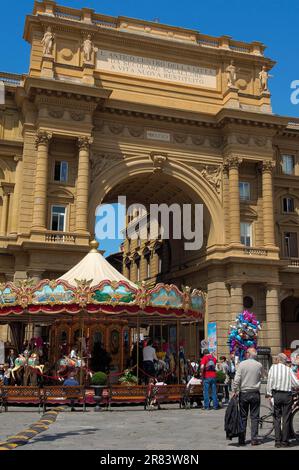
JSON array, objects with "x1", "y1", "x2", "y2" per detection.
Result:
[
  {"x1": 70, "y1": 111, "x2": 85, "y2": 122},
  {"x1": 48, "y1": 108, "x2": 64, "y2": 119}
]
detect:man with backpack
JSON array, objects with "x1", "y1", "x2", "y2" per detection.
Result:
[{"x1": 200, "y1": 349, "x2": 219, "y2": 410}]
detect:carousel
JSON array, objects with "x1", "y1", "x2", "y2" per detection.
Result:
[{"x1": 0, "y1": 241, "x2": 205, "y2": 385}]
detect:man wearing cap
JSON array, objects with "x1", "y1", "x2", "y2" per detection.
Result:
[{"x1": 266, "y1": 352, "x2": 299, "y2": 447}]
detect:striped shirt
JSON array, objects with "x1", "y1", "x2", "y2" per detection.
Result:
[{"x1": 266, "y1": 363, "x2": 299, "y2": 396}]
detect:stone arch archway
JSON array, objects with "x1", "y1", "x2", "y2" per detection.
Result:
[{"x1": 88, "y1": 155, "x2": 224, "y2": 246}]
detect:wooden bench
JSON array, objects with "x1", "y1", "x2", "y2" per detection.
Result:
[
  {"x1": 181, "y1": 384, "x2": 203, "y2": 409},
  {"x1": 145, "y1": 384, "x2": 186, "y2": 410},
  {"x1": 107, "y1": 385, "x2": 148, "y2": 410},
  {"x1": 42, "y1": 386, "x2": 86, "y2": 412},
  {"x1": 0, "y1": 386, "x2": 42, "y2": 412}
]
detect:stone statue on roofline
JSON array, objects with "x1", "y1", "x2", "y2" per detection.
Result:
[
  {"x1": 226, "y1": 60, "x2": 238, "y2": 88},
  {"x1": 82, "y1": 34, "x2": 97, "y2": 64},
  {"x1": 41, "y1": 26, "x2": 55, "y2": 56},
  {"x1": 259, "y1": 66, "x2": 272, "y2": 93}
]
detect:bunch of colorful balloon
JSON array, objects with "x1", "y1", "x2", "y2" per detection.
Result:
[{"x1": 228, "y1": 310, "x2": 261, "y2": 361}]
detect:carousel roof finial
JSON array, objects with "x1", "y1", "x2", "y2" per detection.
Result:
[{"x1": 89, "y1": 239, "x2": 100, "y2": 253}]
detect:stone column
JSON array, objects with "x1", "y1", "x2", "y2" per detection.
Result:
[
  {"x1": 224, "y1": 156, "x2": 242, "y2": 244},
  {"x1": 0, "y1": 188, "x2": 9, "y2": 236},
  {"x1": 75, "y1": 136, "x2": 93, "y2": 233},
  {"x1": 259, "y1": 160, "x2": 276, "y2": 247},
  {"x1": 10, "y1": 155, "x2": 23, "y2": 235},
  {"x1": 230, "y1": 282, "x2": 244, "y2": 321},
  {"x1": 32, "y1": 131, "x2": 52, "y2": 230},
  {"x1": 266, "y1": 284, "x2": 282, "y2": 356}
]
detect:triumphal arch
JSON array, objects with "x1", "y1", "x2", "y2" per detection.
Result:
[{"x1": 1, "y1": 0, "x2": 299, "y2": 356}]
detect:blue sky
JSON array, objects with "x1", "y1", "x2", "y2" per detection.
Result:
[{"x1": 1, "y1": 1, "x2": 299, "y2": 255}]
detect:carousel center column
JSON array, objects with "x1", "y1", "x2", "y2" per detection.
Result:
[
  {"x1": 32, "y1": 131, "x2": 52, "y2": 230},
  {"x1": 224, "y1": 156, "x2": 243, "y2": 245},
  {"x1": 76, "y1": 136, "x2": 93, "y2": 233}
]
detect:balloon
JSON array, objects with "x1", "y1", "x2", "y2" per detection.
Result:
[{"x1": 228, "y1": 310, "x2": 261, "y2": 360}]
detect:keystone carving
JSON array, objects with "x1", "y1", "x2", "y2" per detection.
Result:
[{"x1": 150, "y1": 153, "x2": 168, "y2": 173}]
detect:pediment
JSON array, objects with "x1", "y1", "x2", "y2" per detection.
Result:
[
  {"x1": 240, "y1": 206, "x2": 258, "y2": 219},
  {"x1": 48, "y1": 188, "x2": 74, "y2": 201},
  {"x1": 277, "y1": 216, "x2": 299, "y2": 227}
]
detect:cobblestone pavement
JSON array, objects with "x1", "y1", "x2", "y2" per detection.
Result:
[{"x1": 0, "y1": 403, "x2": 298, "y2": 450}]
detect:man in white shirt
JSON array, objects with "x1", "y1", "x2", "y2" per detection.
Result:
[
  {"x1": 143, "y1": 340, "x2": 158, "y2": 382},
  {"x1": 266, "y1": 352, "x2": 299, "y2": 447}
]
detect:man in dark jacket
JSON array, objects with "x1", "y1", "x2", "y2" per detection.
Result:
[{"x1": 224, "y1": 396, "x2": 244, "y2": 440}]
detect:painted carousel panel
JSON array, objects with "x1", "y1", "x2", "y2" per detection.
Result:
[
  {"x1": 190, "y1": 291, "x2": 205, "y2": 312},
  {"x1": 92, "y1": 283, "x2": 136, "y2": 304},
  {"x1": 32, "y1": 283, "x2": 76, "y2": 305},
  {"x1": 0, "y1": 286, "x2": 17, "y2": 306},
  {"x1": 149, "y1": 285, "x2": 184, "y2": 309}
]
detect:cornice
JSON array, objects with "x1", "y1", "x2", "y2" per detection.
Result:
[
  {"x1": 24, "y1": 76, "x2": 112, "y2": 103},
  {"x1": 99, "y1": 105, "x2": 289, "y2": 132},
  {"x1": 24, "y1": 14, "x2": 275, "y2": 69}
]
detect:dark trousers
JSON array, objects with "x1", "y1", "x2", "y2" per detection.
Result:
[
  {"x1": 223, "y1": 384, "x2": 229, "y2": 401},
  {"x1": 143, "y1": 361, "x2": 156, "y2": 382},
  {"x1": 272, "y1": 390, "x2": 293, "y2": 443},
  {"x1": 239, "y1": 390, "x2": 260, "y2": 442}
]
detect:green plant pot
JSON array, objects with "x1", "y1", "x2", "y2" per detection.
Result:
[{"x1": 91, "y1": 385, "x2": 106, "y2": 411}]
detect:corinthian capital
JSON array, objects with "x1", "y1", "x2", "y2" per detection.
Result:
[
  {"x1": 258, "y1": 159, "x2": 276, "y2": 173},
  {"x1": 78, "y1": 136, "x2": 93, "y2": 151},
  {"x1": 223, "y1": 156, "x2": 243, "y2": 172},
  {"x1": 35, "y1": 130, "x2": 52, "y2": 148}
]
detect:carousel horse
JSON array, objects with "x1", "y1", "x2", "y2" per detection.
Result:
[
  {"x1": 154, "y1": 359, "x2": 168, "y2": 376},
  {"x1": 56, "y1": 356, "x2": 90, "y2": 383},
  {"x1": 11, "y1": 352, "x2": 44, "y2": 385}
]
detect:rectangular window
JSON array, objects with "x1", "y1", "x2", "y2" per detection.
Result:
[
  {"x1": 283, "y1": 197, "x2": 295, "y2": 213},
  {"x1": 51, "y1": 206, "x2": 66, "y2": 232},
  {"x1": 282, "y1": 155, "x2": 295, "y2": 175},
  {"x1": 240, "y1": 222, "x2": 252, "y2": 247},
  {"x1": 284, "y1": 232, "x2": 298, "y2": 258},
  {"x1": 54, "y1": 161, "x2": 68, "y2": 183},
  {"x1": 239, "y1": 182, "x2": 250, "y2": 201}
]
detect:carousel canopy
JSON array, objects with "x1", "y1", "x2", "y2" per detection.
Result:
[
  {"x1": 0, "y1": 241, "x2": 205, "y2": 323},
  {"x1": 58, "y1": 240, "x2": 137, "y2": 288}
]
